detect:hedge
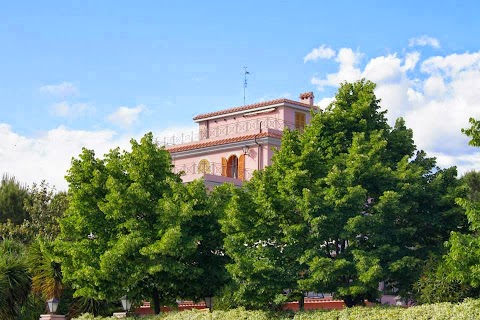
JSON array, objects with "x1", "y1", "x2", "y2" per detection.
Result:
[{"x1": 73, "y1": 299, "x2": 480, "y2": 320}]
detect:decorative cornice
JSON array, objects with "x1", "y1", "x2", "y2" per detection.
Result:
[
  {"x1": 167, "y1": 132, "x2": 282, "y2": 158},
  {"x1": 193, "y1": 98, "x2": 317, "y2": 121}
]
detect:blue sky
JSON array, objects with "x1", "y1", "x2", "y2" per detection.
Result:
[{"x1": 1, "y1": 1, "x2": 480, "y2": 189}]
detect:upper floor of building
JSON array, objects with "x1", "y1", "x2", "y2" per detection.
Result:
[{"x1": 162, "y1": 92, "x2": 317, "y2": 188}]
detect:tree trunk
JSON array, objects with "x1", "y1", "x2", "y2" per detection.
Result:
[
  {"x1": 343, "y1": 295, "x2": 355, "y2": 308},
  {"x1": 152, "y1": 287, "x2": 160, "y2": 314},
  {"x1": 298, "y1": 294, "x2": 305, "y2": 311},
  {"x1": 343, "y1": 295, "x2": 364, "y2": 308}
]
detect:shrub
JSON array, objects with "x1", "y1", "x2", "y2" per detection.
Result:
[{"x1": 72, "y1": 299, "x2": 480, "y2": 320}]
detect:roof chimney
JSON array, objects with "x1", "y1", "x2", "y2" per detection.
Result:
[{"x1": 299, "y1": 91, "x2": 314, "y2": 106}]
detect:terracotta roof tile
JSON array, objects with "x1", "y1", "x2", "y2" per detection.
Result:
[
  {"x1": 166, "y1": 132, "x2": 282, "y2": 153},
  {"x1": 193, "y1": 98, "x2": 316, "y2": 121}
]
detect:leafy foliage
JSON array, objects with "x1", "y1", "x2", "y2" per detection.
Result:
[
  {"x1": 71, "y1": 299, "x2": 480, "y2": 320},
  {"x1": 441, "y1": 119, "x2": 480, "y2": 293},
  {"x1": 461, "y1": 117, "x2": 480, "y2": 147},
  {"x1": 27, "y1": 237, "x2": 63, "y2": 300},
  {"x1": 56, "y1": 132, "x2": 228, "y2": 314},
  {"x1": 0, "y1": 239, "x2": 31, "y2": 319},
  {"x1": 0, "y1": 218, "x2": 34, "y2": 243},
  {"x1": 0, "y1": 174, "x2": 29, "y2": 224},
  {"x1": 222, "y1": 80, "x2": 460, "y2": 308},
  {"x1": 24, "y1": 181, "x2": 68, "y2": 241},
  {"x1": 415, "y1": 255, "x2": 480, "y2": 304}
]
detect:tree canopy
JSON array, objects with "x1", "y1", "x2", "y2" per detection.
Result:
[
  {"x1": 443, "y1": 119, "x2": 480, "y2": 291},
  {"x1": 1, "y1": 81, "x2": 473, "y2": 316},
  {"x1": 56, "y1": 132, "x2": 228, "y2": 314},
  {"x1": 0, "y1": 174, "x2": 29, "y2": 225},
  {"x1": 221, "y1": 80, "x2": 461, "y2": 308}
]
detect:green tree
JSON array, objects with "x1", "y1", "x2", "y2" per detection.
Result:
[
  {"x1": 221, "y1": 181, "x2": 301, "y2": 309},
  {"x1": 24, "y1": 181, "x2": 68, "y2": 241},
  {"x1": 442, "y1": 118, "x2": 480, "y2": 291},
  {"x1": 0, "y1": 180, "x2": 67, "y2": 244},
  {"x1": 0, "y1": 218, "x2": 33, "y2": 243},
  {"x1": 56, "y1": 132, "x2": 228, "y2": 314},
  {"x1": 222, "y1": 80, "x2": 460, "y2": 308},
  {"x1": 27, "y1": 238, "x2": 63, "y2": 301},
  {"x1": 461, "y1": 117, "x2": 480, "y2": 147},
  {"x1": 415, "y1": 255, "x2": 480, "y2": 304},
  {"x1": 413, "y1": 171, "x2": 474, "y2": 304},
  {"x1": 0, "y1": 239, "x2": 31, "y2": 319},
  {"x1": 0, "y1": 174, "x2": 29, "y2": 224},
  {"x1": 13, "y1": 238, "x2": 66, "y2": 320}
]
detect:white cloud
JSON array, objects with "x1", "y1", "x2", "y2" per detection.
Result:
[
  {"x1": 0, "y1": 122, "x2": 197, "y2": 190},
  {"x1": 304, "y1": 45, "x2": 336, "y2": 63},
  {"x1": 423, "y1": 75, "x2": 447, "y2": 97},
  {"x1": 402, "y1": 52, "x2": 421, "y2": 72},
  {"x1": 316, "y1": 97, "x2": 335, "y2": 109},
  {"x1": 0, "y1": 124, "x2": 126, "y2": 190},
  {"x1": 311, "y1": 48, "x2": 363, "y2": 91},
  {"x1": 51, "y1": 101, "x2": 92, "y2": 117},
  {"x1": 308, "y1": 47, "x2": 480, "y2": 174},
  {"x1": 408, "y1": 35, "x2": 441, "y2": 49},
  {"x1": 40, "y1": 82, "x2": 78, "y2": 97},
  {"x1": 421, "y1": 52, "x2": 480, "y2": 76},
  {"x1": 432, "y1": 151, "x2": 480, "y2": 176},
  {"x1": 363, "y1": 54, "x2": 403, "y2": 84},
  {"x1": 107, "y1": 105, "x2": 145, "y2": 128}
]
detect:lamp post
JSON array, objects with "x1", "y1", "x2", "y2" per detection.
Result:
[
  {"x1": 113, "y1": 295, "x2": 131, "y2": 318},
  {"x1": 204, "y1": 296, "x2": 213, "y2": 312},
  {"x1": 120, "y1": 295, "x2": 132, "y2": 312},
  {"x1": 39, "y1": 298, "x2": 65, "y2": 320},
  {"x1": 47, "y1": 298, "x2": 59, "y2": 314}
]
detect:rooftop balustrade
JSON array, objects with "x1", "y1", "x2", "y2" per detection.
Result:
[{"x1": 156, "y1": 117, "x2": 296, "y2": 147}]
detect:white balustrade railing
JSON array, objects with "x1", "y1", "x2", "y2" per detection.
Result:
[{"x1": 156, "y1": 117, "x2": 295, "y2": 147}]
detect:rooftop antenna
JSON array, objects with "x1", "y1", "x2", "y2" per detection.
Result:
[{"x1": 243, "y1": 67, "x2": 250, "y2": 106}]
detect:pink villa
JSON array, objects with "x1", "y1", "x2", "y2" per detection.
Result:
[{"x1": 163, "y1": 92, "x2": 317, "y2": 187}]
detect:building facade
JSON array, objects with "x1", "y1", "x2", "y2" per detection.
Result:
[{"x1": 163, "y1": 92, "x2": 317, "y2": 188}]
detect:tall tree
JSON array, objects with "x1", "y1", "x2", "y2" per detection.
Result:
[
  {"x1": 443, "y1": 118, "x2": 480, "y2": 291},
  {"x1": 56, "y1": 132, "x2": 227, "y2": 314},
  {"x1": 221, "y1": 176, "x2": 302, "y2": 309},
  {"x1": 0, "y1": 174, "x2": 29, "y2": 224},
  {"x1": 24, "y1": 182, "x2": 68, "y2": 241},
  {"x1": 222, "y1": 80, "x2": 460, "y2": 308}
]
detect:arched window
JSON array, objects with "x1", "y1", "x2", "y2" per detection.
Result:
[
  {"x1": 227, "y1": 155, "x2": 238, "y2": 178},
  {"x1": 197, "y1": 159, "x2": 211, "y2": 174}
]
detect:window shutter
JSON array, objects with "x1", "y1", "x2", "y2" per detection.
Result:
[
  {"x1": 295, "y1": 112, "x2": 306, "y2": 132},
  {"x1": 221, "y1": 157, "x2": 227, "y2": 176},
  {"x1": 238, "y1": 154, "x2": 245, "y2": 180}
]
